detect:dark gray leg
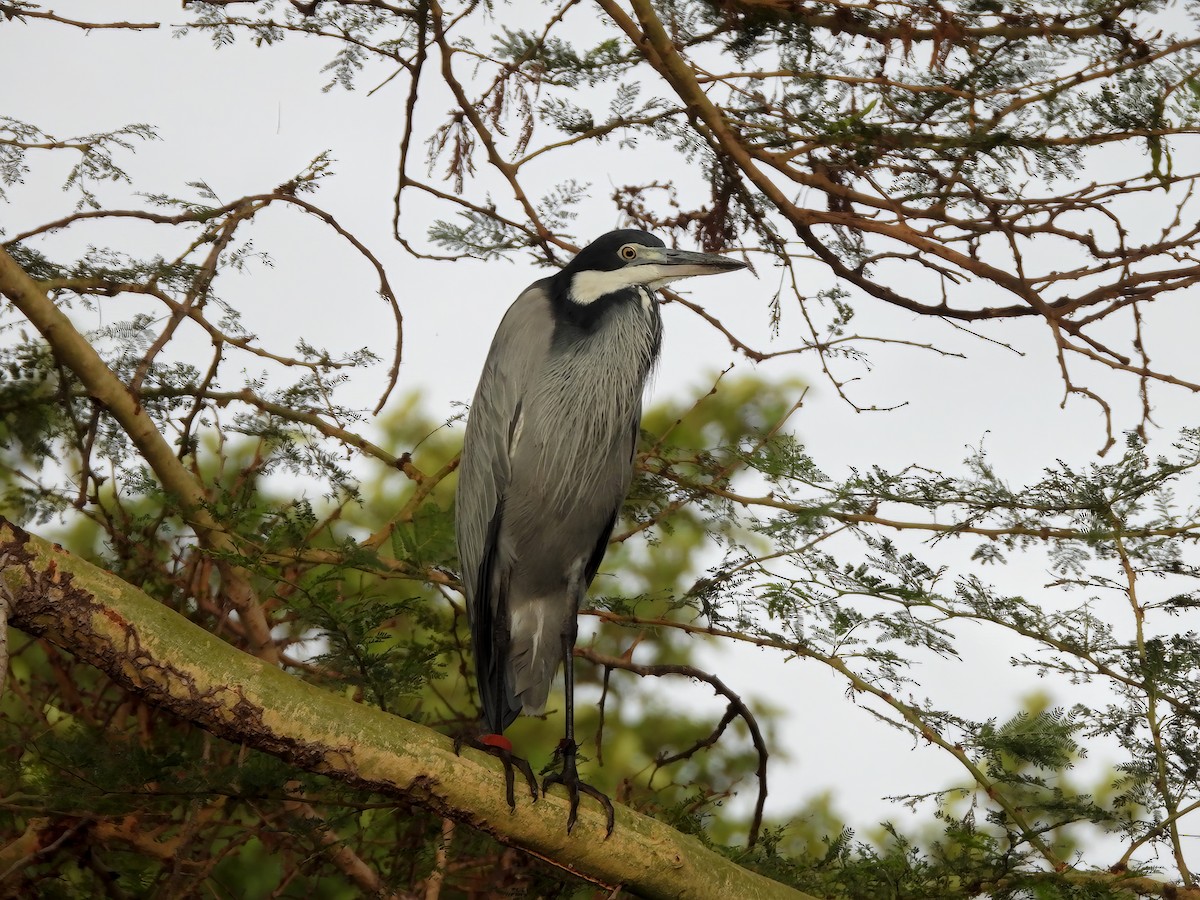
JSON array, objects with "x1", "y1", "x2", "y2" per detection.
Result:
[{"x1": 541, "y1": 615, "x2": 615, "y2": 836}]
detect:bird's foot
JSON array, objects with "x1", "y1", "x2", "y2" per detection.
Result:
[
  {"x1": 454, "y1": 732, "x2": 538, "y2": 811},
  {"x1": 541, "y1": 738, "x2": 615, "y2": 836}
]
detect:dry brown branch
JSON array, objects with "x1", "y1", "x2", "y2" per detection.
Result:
[
  {"x1": 576, "y1": 646, "x2": 770, "y2": 849},
  {"x1": 0, "y1": 2, "x2": 159, "y2": 30}
]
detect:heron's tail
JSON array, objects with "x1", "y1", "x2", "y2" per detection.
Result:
[
  {"x1": 471, "y1": 571, "x2": 523, "y2": 734},
  {"x1": 508, "y1": 596, "x2": 569, "y2": 719}
]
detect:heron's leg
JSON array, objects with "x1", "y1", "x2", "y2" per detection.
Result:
[
  {"x1": 454, "y1": 731, "x2": 539, "y2": 810},
  {"x1": 541, "y1": 616, "x2": 616, "y2": 836}
]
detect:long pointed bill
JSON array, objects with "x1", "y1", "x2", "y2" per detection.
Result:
[{"x1": 637, "y1": 246, "x2": 749, "y2": 289}]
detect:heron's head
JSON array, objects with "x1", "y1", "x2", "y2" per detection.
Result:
[{"x1": 553, "y1": 229, "x2": 747, "y2": 307}]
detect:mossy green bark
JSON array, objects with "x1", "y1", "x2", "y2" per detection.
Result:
[{"x1": 0, "y1": 519, "x2": 813, "y2": 900}]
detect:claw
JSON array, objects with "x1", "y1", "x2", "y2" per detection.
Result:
[
  {"x1": 541, "y1": 739, "x2": 615, "y2": 836},
  {"x1": 455, "y1": 733, "x2": 539, "y2": 809}
]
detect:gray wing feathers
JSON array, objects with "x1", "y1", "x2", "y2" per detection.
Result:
[
  {"x1": 456, "y1": 285, "x2": 554, "y2": 732},
  {"x1": 456, "y1": 286, "x2": 551, "y2": 602}
]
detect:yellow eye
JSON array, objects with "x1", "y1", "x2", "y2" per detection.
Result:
[{"x1": 620, "y1": 245, "x2": 638, "y2": 260}]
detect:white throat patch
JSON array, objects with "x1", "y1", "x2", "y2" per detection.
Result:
[{"x1": 568, "y1": 264, "x2": 672, "y2": 306}]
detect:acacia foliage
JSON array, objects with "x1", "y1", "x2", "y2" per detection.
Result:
[
  {"x1": 177, "y1": 0, "x2": 1200, "y2": 448},
  {"x1": 1, "y1": 1, "x2": 1200, "y2": 898}
]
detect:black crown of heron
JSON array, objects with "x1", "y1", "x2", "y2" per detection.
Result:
[{"x1": 455, "y1": 229, "x2": 747, "y2": 833}]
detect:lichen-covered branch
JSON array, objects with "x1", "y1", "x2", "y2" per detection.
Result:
[{"x1": 0, "y1": 517, "x2": 814, "y2": 900}]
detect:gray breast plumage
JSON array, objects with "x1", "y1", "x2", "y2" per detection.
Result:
[{"x1": 513, "y1": 287, "x2": 661, "y2": 515}]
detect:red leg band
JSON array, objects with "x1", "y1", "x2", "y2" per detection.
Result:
[{"x1": 479, "y1": 733, "x2": 513, "y2": 752}]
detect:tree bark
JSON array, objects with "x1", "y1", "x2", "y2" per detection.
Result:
[{"x1": 0, "y1": 517, "x2": 814, "y2": 900}]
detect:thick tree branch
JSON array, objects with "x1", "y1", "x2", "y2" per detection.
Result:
[{"x1": 0, "y1": 518, "x2": 814, "y2": 900}]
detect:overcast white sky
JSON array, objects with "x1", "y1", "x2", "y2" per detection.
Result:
[{"x1": 4, "y1": 0, "x2": 1199, "y2": 869}]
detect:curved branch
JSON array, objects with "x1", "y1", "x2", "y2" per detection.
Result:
[
  {"x1": 576, "y1": 646, "x2": 770, "y2": 850},
  {"x1": 0, "y1": 518, "x2": 813, "y2": 900}
]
